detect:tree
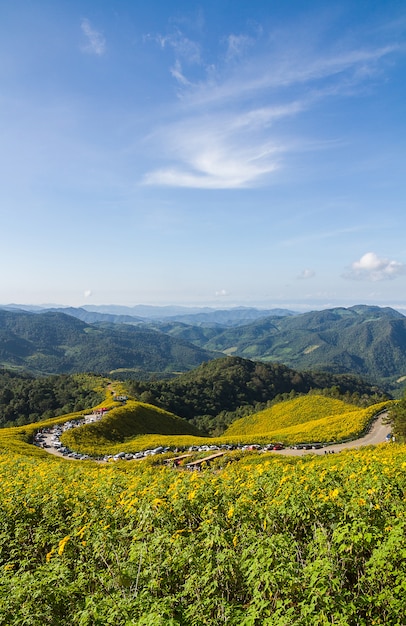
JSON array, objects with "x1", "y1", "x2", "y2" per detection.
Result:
[{"x1": 387, "y1": 393, "x2": 406, "y2": 441}]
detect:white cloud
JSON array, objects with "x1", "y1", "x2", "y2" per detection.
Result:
[
  {"x1": 153, "y1": 29, "x2": 201, "y2": 86},
  {"x1": 84, "y1": 289, "x2": 92, "y2": 298},
  {"x1": 215, "y1": 289, "x2": 229, "y2": 297},
  {"x1": 170, "y1": 60, "x2": 191, "y2": 86},
  {"x1": 344, "y1": 252, "x2": 405, "y2": 281},
  {"x1": 183, "y1": 45, "x2": 397, "y2": 109},
  {"x1": 298, "y1": 269, "x2": 315, "y2": 280},
  {"x1": 143, "y1": 103, "x2": 298, "y2": 189},
  {"x1": 143, "y1": 19, "x2": 399, "y2": 190},
  {"x1": 80, "y1": 19, "x2": 106, "y2": 56}
]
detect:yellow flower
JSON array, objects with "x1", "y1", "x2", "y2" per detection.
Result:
[
  {"x1": 76, "y1": 524, "x2": 88, "y2": 539},
  {"x1": 46, "y1": 548, "x2": 55, "y2": 562},
  {"x1": 152, "y1": 498, "x2": 165, "y2": 508},
  {"x1": 227, "y1": 505, "x2": 234, "y2": 519},
  {"x1": 58, "y1": 535, "x2": 70, "y2": 556},
  {"x1": 329, "y1": 488, "x2": 339, "y2": 500},
  {"x1": 4, "y1": 563, "x2": 15, "y2": 571}
]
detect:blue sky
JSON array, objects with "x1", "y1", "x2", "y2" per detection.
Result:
[{"x1": 1, "y1": 0, "x2": 405, "y2": 310}]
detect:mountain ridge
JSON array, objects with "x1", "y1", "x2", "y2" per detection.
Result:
[
  {"x1": 0, "y1": 309, "x2": 219, "y2": 376},
  {"x1": 1, "y1": 304, "x2": 406, "y2": 391}
]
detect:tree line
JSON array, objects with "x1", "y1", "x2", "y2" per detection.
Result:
[
  {"x1": 0, "y1": 371, "x2": 103, "y2": 427},
  {"x1": 127, "y1": 357, "x2": 388, "y2": 435}
]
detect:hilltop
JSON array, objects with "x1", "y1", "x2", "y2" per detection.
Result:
[
  {"x1": 223, "y1": 394, "x2": 389, "y2": 445},
  {"x1": 60, "y1": 400, "x2": 203, "y2": 456}
]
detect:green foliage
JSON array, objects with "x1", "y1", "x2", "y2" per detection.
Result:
[
  {"x1": 0, "y1": 309, "x2": 218, "y2": 376},
  {"x1": 2, "y1": 306, "x2": 406, "y2": 392},
  {"x1": 387, "y1": 392, "x2": 406, "y2": 441},
  {"x1": 0, "y1": 371, "x2": 104, "y2": 427},
  {"x1": 128, "y1": 357, "x2": 388, "y2": 435},
  {"x1": 157, "y1": 305, "x2": 406, "y2": 388}
]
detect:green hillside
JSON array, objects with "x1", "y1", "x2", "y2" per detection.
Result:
[
  {"x1": 0, "y1": 371, "x2": 104, "y2": 427},
  {"x1": 54, "y1": 305, "x2": 295, "y2": 327},
  {"x1": 155, "y1": 306, "x2": 406, "y2": 389},
  {"x1": 129, "y1": 356, "x2": 387, "y2": 434},
  {"x1": 0, "y1": 309, "x2": 219, "y2": 376},
  {"x1": 3, "y1": 305, "x2": 406, "y2": 390}
]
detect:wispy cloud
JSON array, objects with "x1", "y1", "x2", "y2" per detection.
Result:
[
  {"x1": 157, "y1": 29, "x2": 201, "y2": 64},
  {"x1": 143, "y1": 102, "x2": 300, "y2": 189},
  {"x1": 343, "y1": 252, "x2": 406, "y2": 281},
  {"x1": 80, "y1": 18, "x2": 106, "y2": 56},
  {"x1": 154, "y1": 30, "x2": 201, "y2": 87},
  {"x1": 225, "y1": 33, "x2": 254, "y2": 61},
  {"x1": 182, "y1": 44, "x2": 397, "y2": 109},
  {"x1": 142, "y1": 19, "x2": 400, "y2": 189}
]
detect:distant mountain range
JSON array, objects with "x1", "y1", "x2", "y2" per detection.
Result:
[
  {"x1": 0, "y1": 309, "x2": 219, "y2": 376},
  {"x1": 2, "y1": 303, "x2": 296, "y2": 326},
  {"x1": 1, "y1": 304, "x2": 406, "y2": 391},
  {"x1": 149, "y1": 305, "x2": 406, "y2": 389}
]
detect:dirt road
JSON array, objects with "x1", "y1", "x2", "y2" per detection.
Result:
[{"x1": 275, "y1": 412, "x2": 391, "y2": 456}]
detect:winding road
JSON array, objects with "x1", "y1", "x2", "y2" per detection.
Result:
[
  {"x1": 38, "y1": 412, "x2": 392, "y2": 461},
  {"x1": 275, "y1": 412, "x2": 391, "y2": 456}
]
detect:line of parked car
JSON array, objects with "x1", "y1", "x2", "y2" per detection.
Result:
[
  {"x1": 33, "y1": 413, "x2": 329, "y2": 462},
  {"x1": 33, "y1": 412, "x2": 106, "y2": 460}
]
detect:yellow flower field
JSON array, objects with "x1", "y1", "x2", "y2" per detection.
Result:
[
  {"x1": 224, "y1": 395, "x2": 390, "y2": 444},
  {"x1": 1, "y1": 441, "x2": 406, "y2": 624}
]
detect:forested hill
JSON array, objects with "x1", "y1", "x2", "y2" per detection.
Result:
[
  {"x1": 3, "y1": 304, "x2": 406, "y2": 391},
  {"x1": 0, "y1": 371, "x2": 103, "y2": 427},
  {"x1": 152, "y1": 305, "x2": 406, "y2": 388},
  {"x1": 127, "y1": 356, "x2": 387, "y2": 434},
  {"x1": 0, "y1": 309, "x2": 219, "y2": 376}
]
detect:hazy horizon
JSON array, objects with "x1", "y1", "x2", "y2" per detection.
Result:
[{"x1": 3, "y1": 299, "x2": 406, "y2": 316}]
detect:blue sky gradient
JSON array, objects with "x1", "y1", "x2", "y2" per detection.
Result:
[{"x1": 1, "y1": 0, "x2": 405, "y2": 310}]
